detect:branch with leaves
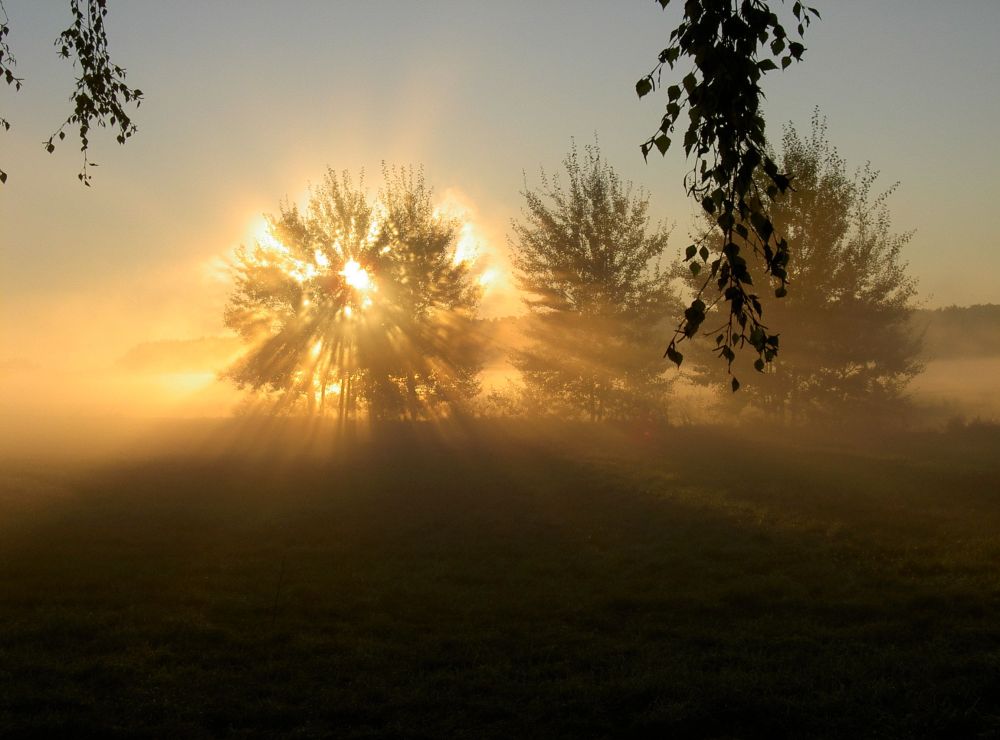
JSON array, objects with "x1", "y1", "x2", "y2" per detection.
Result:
[
  {"x1": 0, "y1": 0, "x2": 23, "y2": 184},
  {"x1": 0, "y1": 0, "x2": 141, "y2": 186},
  {"x1": 636, "y1": 0, "x2": 819, "y2": 390}
]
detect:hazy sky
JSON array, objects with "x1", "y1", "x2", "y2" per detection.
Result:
[{"x1": 2, "y1": 0, "x2": 999, "y2": 377}]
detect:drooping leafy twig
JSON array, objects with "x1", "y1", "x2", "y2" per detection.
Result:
[
  {"x1": 45, "y1": 0, "x2": 142, "y2": 186},
  {"x1": 637, "y1": 0, "x2": 819, "y2": 389},
  {"x1": 0, "y1": 0, "x2": 23, "y2": 184}
]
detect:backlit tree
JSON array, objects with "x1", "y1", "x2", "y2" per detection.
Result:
[
  {"x1": 511, "y1": 143, "x2": 674, "y2": 421},
  {"x1": 224, "y1": 166, "x2": 483, "y2": 420},
  {"x1": 675, "y1": 112, "x2": 922, "y2": 422}
]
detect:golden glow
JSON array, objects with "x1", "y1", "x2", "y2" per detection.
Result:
[
  {"x1": 366, "y1": 211, "x2": 383, "y2": 243},
  {"x1": 243, "y1": 203, "x2": 503, "y2": 308},
  {"x1": 250, "y1": 226, "x2": 320, "y2": 283},
  {"x1": 226, "y1": 185, "x2": 514, "y2": 419},
  {"x1": 453, "y1": 222, "x2": 479, "y2": 265},
  {"x1": 341, "y1": 259, "x2": 373, "y2": 292},
  {"x1": 256, "y1": 229, "x2": 290, "y2": 256}
]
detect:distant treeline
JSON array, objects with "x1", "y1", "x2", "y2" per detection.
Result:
[
  {"x1": 912, "y1": 305, "x2": 1000, "y2": 359},
  {"x1": 478, "y1": 305, "x2": 1000, "y2": 366}
]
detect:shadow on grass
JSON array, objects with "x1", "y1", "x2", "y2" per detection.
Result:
[{"x1": 1, "y1": 419, "x2": 999, "y2": 738}]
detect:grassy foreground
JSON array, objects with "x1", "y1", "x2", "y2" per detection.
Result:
[{"x1": 1, "y1": 420, "x2": 999, "y2": 738}]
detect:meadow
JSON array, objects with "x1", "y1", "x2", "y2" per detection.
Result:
[{"x1": 1, "y1": 420, "x2": 999, "y2": 738}]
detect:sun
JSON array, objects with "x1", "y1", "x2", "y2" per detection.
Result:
[{"x1": 341, "y1": 259, "x2": 373, "y2": 293}]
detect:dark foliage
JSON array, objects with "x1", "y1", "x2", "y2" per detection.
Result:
[
  {"x1": 0, "y1": 0, "x2": 141, "y2": 185},
  {"x1": 676, "y1": 111, "x2": 921, "y2": 422},
  {"x1": 0, "y1": 0, "x2": 21, "y2": 184},
  {"x1": 637, "y1": 0, "x2": 820, "y2": 384},
  {"x1": 2, "y1": 422, "x2": 1000, "y2": 737},
  {"x1": 46, "y1": 0, "x2": 143, "y2": 184}
]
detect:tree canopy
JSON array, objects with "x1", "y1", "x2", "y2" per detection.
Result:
[
  {"x1": 224, "y1": 167, "x2": 483, "y2": 421},
  {"x1": 675, "y1": 111, "x2": 921, "y2": 422},
  {"x1": 511, "y1": 142, "x2": 674, "y2": 421}
]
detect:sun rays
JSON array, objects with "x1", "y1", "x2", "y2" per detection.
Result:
[{"x1": 223, "y1": 167, "x2": 488, "y2": 422}]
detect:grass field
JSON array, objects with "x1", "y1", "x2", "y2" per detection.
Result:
[{"x1": 2, "y1": 420, "x2": 999, "y2": 738}]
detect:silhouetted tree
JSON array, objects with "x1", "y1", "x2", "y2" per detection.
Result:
[
  {"x1": 676, "y1": 112, "x2": 921, "y2": 422},
  {"x1": 511, "y1": 143, "x2": 674, "y2": 421},
  {"x1": 637, "y1": 0, "x2": 820, "y2": 381},
  {"x1": 224, "y1": 166, "x2": 482, "y2": 420}
]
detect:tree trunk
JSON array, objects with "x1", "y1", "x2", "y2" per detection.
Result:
[{"x1": 406, "y1": 373, "x2": 418, "y2": 421}]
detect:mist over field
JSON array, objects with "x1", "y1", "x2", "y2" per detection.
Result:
[{"x1": 3, "y1": 302, "x2": 998, "y2": 463}]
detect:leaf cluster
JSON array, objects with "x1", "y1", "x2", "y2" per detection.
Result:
[
  {"x1": 0, "y1": 0, "x2": 142, "y2": 185},
  {"x1": 636, "y1": 0, "x2": 819, "y2": 389},
  {"x1": 0, "y1": 0, "x2": 21, "y2": 184},
  {"x1": 45, "y1": 0, "x2": 143, "y2": 185}
]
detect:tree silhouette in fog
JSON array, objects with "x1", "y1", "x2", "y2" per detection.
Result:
[
  {"x1": 511, "y1": 143, "x2": 674, "y2": 422},
  {"x1": 676, "y1": 112, "x2": 921, "y2": 422},
  {"x1": 224, "y1": 167, "x2": 482, "y2": 420}
]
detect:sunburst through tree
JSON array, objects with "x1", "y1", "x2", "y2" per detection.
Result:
[{"x1": 224, "y1": 166, "x2": 484, "y2": 420}]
